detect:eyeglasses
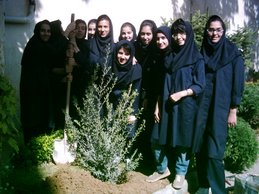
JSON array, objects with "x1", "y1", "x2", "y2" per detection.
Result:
[{"x1": 207, "y1": 28, "x2": 224, "y2": 34}]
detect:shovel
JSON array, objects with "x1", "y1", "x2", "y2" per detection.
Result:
[{"x1": 52, "y1": 13, "x2": 76, "y2": 164}]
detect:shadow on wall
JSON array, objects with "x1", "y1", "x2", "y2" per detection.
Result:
[
  {"x1": 170, "y1": 0, "x2": 258, "y2": 27},
  {"x1": 170, "y1": 0, "x2": 259, "y2": 70}
]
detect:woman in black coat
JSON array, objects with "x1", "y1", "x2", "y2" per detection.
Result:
[
  {"x1": 149, "y1": 19, "x2": 205, "y2": 192},
  {"x1": 134, "y1": 20, "x2": 158, "y2": 161},
  {"x1": 146, "y1": 26, "x2": 173, "y2": 184},
  {"x1": 20, "y1": 20, "x2": 54, "y2": 143},
  {"x1": 49, "y1": 19, "x2": 69, "y2": 130},
  {"x1": 110, "y1": 40, "x2": 142, "y2": 139},
  {"x1": 195, "y1": 15, "x2": 245, "y2": 194}
]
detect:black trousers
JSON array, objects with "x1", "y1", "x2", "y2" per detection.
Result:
[{"x1": 196, "y1": 152, "x2": 227, "y2": 194}]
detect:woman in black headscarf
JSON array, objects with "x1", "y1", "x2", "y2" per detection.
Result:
[
  {"x1": 87, "y1": 19, "x2": 97, "y2": 39},
  {"x1": 20, "y1": 20, "x2": 54, "y2": 143},
  {"x1": 118, "y1": 22, "x2": 137, "y2": 43},
  {"x1": 134, "y1": 20, "x2": 158, "y2": 162},
  {"x1": 146, "y1": 26, "x2": 173, "y2": 184},
  {"x1": 88, "y1": 14, "x2": 114, "y2": 71},
  {"x1": 110, "y1": 40, "x2": 142, "y2": 138},
  {"x1": 64, "y1": 19, "x2": 92, "y2": 119},
  {"x1": 49, "y1": 19, "x2": 69, "y2": 129},
  {"x1": 134, "y1": 19, "x2": 157, "y2": 108},
  {"x1": 150, "y1": 19, "x2": 205, "y2": 192},
  {"x1": 195, "y1": 15, "x2": 245, "y2": 194}
]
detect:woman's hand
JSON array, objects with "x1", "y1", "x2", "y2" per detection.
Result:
[
  {"x1": 228, "y1": 108, "x2": 237, "y2": 128},
  {"x1": 170, "y1": 89, "x2": 193, "y2": 103},
  {"x1": 170, "y1": 90, "x2": 186, "y2": 102},
  {"x1": 64, "y1": 21, "x2": 76, "y2": 38},
  {"x1": 154, "y1": 101, "x2": 160, "y2": 123}
]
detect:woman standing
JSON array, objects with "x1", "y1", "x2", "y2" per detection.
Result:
[
  {"x1": 150, "y1": 19, "x2": 205, "y2": 193},
  {"x1": 134, "y1": 19, "x2": 158, "y2": 161},
  {"x1": 145, "y1": 25, "x2": 173, "y2": 183},
  {"x1": 20, "y1": 20, "x2": 54, "y2": 143},
  {"x1": 110, "y1": 40, "x2": 142, "y2": 140},
  {"x1": 195, "y1": 15, "x2": 245, "y2": 194}
]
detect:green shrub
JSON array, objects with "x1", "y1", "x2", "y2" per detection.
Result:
[
  {"x1": 190, "y1": 11, "x2": 209, "y2": 48},
  {"x1": 0, "y1": 74, "x2": 20, "y2": 192},
  {"x1": 0, "y1": 75, "x2": 19, "y2": 153},
  {"x1": 68, "y1": 63, "x2": 145, "y2": 184},
  {"x1": 224, "y1": 118, "x2": 258, "y2": 173},
  {"x1": 238, "y1": 82, "x2": 259, "y2": 129},
  {"x1": 228, "y1": 27, "x2": 256, "y2": 69},
  {"x1": 14, "y1": 130, "x2": 63, "y2": 167}
]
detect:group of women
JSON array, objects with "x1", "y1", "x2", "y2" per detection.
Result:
[{"x1": 20, "y1": 14, "x2": 244, "y2": 194}]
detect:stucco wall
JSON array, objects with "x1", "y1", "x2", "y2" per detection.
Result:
[{"x1": 2, "y1": 0, "x2": 259, "y2": 107}]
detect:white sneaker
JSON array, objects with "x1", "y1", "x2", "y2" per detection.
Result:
[
  {"x1": 152, "y1": 184, "x2": 174, "y2": 194},
  {"x1": 195, "y1": 187, "x2": 211, "y2": 194},
  {"x1": 146, "y1": 168, "x2": 171, "y2": 183},
  {"x1": 152, "y1": 180, "x2": 188, "y2": 194},
  {"x1": 172, "y1": 174, "x2": 185, "y2": 189}
]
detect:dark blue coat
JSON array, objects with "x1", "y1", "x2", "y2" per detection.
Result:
[
  {"x1": 153, "y1": 58, "x2": 205, "y2": 149},
  {"x1": 152, "y1": 21, "x2": 205, "y2": 151},
  {"x1": 194, "y1": 50, "x2": 245, "y2": 159}
]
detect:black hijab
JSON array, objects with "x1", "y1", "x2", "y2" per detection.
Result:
[
  {"x1": 167, "y1": 18, "x2": 202, "y2": 73},
  {"x1": 118, "y1": 22, "x2": 137, "y2": 42},
  {"x1": 112, "y1": 40, "x2": 142, "y2": 89},
  {"x1": 156, "y1": 26, "x2": 172, "y2": 55},
  {"x1": 134, "y1": 19, "x2": 157, "y2": 64},
  {"x1": 89, "y1": 14, "x2": 114, "y2": 68},
  {"x1": 91, "y1": 14, "x2": 114, "y2": 56},
  {"x1": 33, "y1": 20, "x2": 51, "y2": 41},
  {"x1": 201, "y1": 15, "x2": 241, "y2": 71}
]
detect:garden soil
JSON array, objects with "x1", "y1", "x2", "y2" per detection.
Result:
[
  {"x1": 45, "y1": 163, "x2": 172, "y2": 194},
  {"x1": 12, "y1": 160, "x2": 198, "y2": 194}
]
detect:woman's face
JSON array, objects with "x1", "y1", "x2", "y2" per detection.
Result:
[
  {"x1": 117, "y1": 47, "x2": 130, "y2": 65},
  {"x1": 121, "y1": 26, "x2": 134, "y2": 41},
  {"x1": 88, "y1": 22, "x2": 96, "y2": 38},
  {"x1": 207, "y1": 21, "x2": 224, "y2": 43},
  {"x1": 140, "y1": 25, "x2": 153, "y2": 46},
  {"x1": 39, "y1": 23, "x2": 51, "y2": 42},
  {"x1": 156, "y1": 32, "x2": 169, "y2": 50},
  {"x1": 172, "y1": 32, "x2": 186, "y2": 46},
  {"x1": 75, "y1": 22, "x2": 86, "y2": 39},
  {"x1": 97, "y1": 19, "x2": 110, "y2": 38}
]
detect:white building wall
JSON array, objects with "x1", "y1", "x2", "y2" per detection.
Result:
[{"x1": 2, "y1": 0, "x2": 259, "y2": 105}]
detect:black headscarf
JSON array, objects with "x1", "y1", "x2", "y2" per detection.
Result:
[
  {"x1": 50, "y1": 20, "x2": 63, "y2": 40},
  {"x1": 89, "y1": 14, "x2": 114, "y2": 67},
  {"x1": 201, "y1": 15, "x2": 241, "y2": 71},
  {"x1": 33, "y1": 20, "x2": 51, "y2": 41},
  {"x1": 112, "y1": 40, "x2": 142, "y2": 89},
  {"x1": 87, "y1": 19, "x2": 97, "y2": 39},
  {"x1": 156, "y1": 26, "x2": 172, "y2": 55},
  {"x1": 134, "y1": 19, "x2": 157, "y2": 64},
  {"x1": 75, "y1": 19, "x2": 87, "y2": 39},
  {"x1": 92, "y1": 14, "x2": 113, "y2": 54},
  {"x1": 118, "y1": 22, "x2": 137, "y2": 42},
  {"x1": 155, "y1": 26, "x2": 172, "y2": 73},
  {"x1": 167, "y1": 18, "x2": 203, "y2": 73}
]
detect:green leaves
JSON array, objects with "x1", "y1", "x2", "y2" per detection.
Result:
[
  {"x1": 224, "y1": 118, "x2": 258, "y2": 173},
  {"x1": 0, "y1": 75, "x2": 19, "y2": 153}
]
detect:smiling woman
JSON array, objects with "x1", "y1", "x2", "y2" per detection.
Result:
[{"x1": 20, "y1": 20, "x2": 55, "y2": 144}]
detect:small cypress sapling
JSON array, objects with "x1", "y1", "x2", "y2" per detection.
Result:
[{"x1": 68, "y1": 59, "x2": 145, "y2": 184}]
